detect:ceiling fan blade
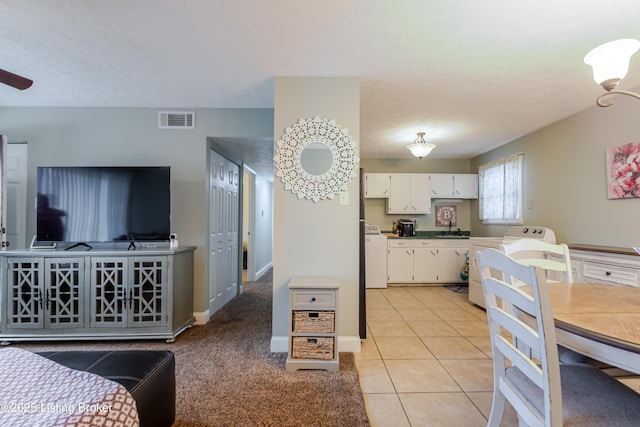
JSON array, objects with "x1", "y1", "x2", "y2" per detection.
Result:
[{"x1": 0, "y1": 68, "x2": 33, "y2": 90}]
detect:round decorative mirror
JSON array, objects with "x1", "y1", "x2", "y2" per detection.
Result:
[
  {"x1": 275, "y1": 116, "x2": 359, "y2": 202},
  {"x1": 300, "y1": 142, "x2": 333, "y2": 175}
]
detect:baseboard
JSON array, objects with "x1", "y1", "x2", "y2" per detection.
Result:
[
  {"x1": 193, "y1": 310, "x2": 210, "y2": 325},
  {"x1": 255, "y1": 262, "x2": 273, "y2": 280},
  {"x1": 270, "y1": 335, "x2": 362, "y2": 353}
]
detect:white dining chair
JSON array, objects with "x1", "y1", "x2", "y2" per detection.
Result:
[
  {"x1": 478, "y1": 248, "x2": 640, "y2": 427},
  {"x1": 498, "y1": 238, "x2": 586, "y2": 363},
  {"x1": 499, "y1": 238, "x2": 573, "y2": 283}
]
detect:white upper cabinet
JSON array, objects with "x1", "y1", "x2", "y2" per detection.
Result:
[
  {"x1": 429, "y1": 174, "x2": 478, "y2": 199},
  {"x1": 364, "y1": 173, "x2": 391, "y2": 198},
  {"x1": 429, "y1": 174, "x2": 455, "y2": 197},
  {"x1": 453, "y1": 174, "x2": 478, "y2": 198},
  {"x1": 388, "y1": 174, "x2": 431, "y2": 214}
]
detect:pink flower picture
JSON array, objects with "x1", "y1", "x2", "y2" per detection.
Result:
[{"x1": 606, "y1": 141, "x2": 640, "y2": 199}]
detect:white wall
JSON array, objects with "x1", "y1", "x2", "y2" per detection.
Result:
[
  {"x1": 0, "y1": 106, "x2": 274, "y2": 312},
  {"x1": 470, "y1": 95, "x2": 640, "y2": 247},
  {"x1": 272, "y1": 76, "x2": 360, "y2": 351}
]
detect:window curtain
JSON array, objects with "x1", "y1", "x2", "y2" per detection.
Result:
[
  {"x1": 478, "y1": 152, "x2": 524, "y2": 224},
  {"x1": 37, "y1": 168, "x2": 131, "y2": 241}
]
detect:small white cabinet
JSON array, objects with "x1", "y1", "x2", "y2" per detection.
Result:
[
  {"x1": 286, "y1": 277, "x2": 339, "y2": 372},
  {"x1": 364, "y1": 173, "x2": 391, "y2": 198},
  {"x1": 388, "y1": 239, "x2": 469, "y2": 283},
  {"x1": 388, "y1": 174, "x2": 431, "y2": 214},
  {"x1": 429, "y1": 174, "x2": 478, "y2": 199}
]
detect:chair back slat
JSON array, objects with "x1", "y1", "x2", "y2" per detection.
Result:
[
  {"x1": 499, "y1": 238, "x2": 573, "y2": 283},
  {"x1": 478, "y1": 248, "x2": 562, "y2": 427}
]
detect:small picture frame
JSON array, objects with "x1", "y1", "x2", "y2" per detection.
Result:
[{"x1": 436, "y1": 205, "x2": 457, "y2": 227}]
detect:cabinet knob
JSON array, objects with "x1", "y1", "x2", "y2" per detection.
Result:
[
  {"x1": 311, "y1": 297, "x2": 316, "y2": 302},
  {"x1": 605, "y1": 271, "x2": 612, "y2": 276}
]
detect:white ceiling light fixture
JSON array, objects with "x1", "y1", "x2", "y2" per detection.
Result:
[
  {"x1": 406, "y1": 132, "x2": 436, "y2": 159},
  {"x1": 584, "y1": 38, "x2": 640, "y2": 107}
]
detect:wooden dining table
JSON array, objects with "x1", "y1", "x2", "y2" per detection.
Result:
[{"x1": 533, "y1": 282, "x2": 640, "y2": 374}]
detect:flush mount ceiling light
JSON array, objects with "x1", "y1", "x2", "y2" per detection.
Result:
[
  {"x1": 584, "y1": 38, "x2": 640, "y2": 107},
  {"x1": 406, "y1": 132, "x2": 436, "y2": 159}
]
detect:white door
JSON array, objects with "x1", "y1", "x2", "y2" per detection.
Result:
[
  {"x1": 208, "y1": 149, "x2": 241, "y2": 316},
  {"x1": 6, "y1": 143, "x2": 28, "y2": 249},
  {"x1": 225, "y1": 159, "x2": 239, "y2": 306},
  {"x1": 209, "y1": 151, "x2": 227, "y2": 314}
]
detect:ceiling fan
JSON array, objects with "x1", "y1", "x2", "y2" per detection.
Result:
[{"x1": 0, "y1": 68, "x2": 33, "y2": 90}]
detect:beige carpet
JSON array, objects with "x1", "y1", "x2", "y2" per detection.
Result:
[{"x1": 18, "y1": 270, "x2": 370, "y2": 427}]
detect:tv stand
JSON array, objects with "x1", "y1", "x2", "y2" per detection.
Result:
[
  {"x1": 128, "y1": 241, "x2": 136, "y2": 251},
  {"x1": 65, "y1": 242, "x2": 93, "y2": 251},
  {"x1": 0, "y1": 246, "x2": 196, "y2": 343}
]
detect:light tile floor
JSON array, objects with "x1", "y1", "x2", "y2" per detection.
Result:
[
  {"x1": 354, "y1": 285, "x2": 520, "y2": 427},
  {"x1": 354, "y1": 284, "x2": 640, "y2": 426}
]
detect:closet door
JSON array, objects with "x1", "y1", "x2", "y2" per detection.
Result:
[
  {"x1": 209, "y1": 151, "x2": 227, "y2": 314},
  {"x1": 208, "y1": 150, "x2": 241, "y2": 315},
  {"x1": 225, "y1": 160, "x2": 240, "y2": 306}
]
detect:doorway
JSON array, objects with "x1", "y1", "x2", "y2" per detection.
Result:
[{"x1": 242, "y1": 166, "x2": 257, "y2": 285}]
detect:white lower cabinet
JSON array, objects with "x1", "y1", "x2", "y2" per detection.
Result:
[
  {"x1": 388, "y1": 240, "x2": 414, "y2": 283},
  {"x1": 388, "y1": 239, "x2": 469, "y2": 284},
  {"x1": 438, "y1": 246, "x2": 469, "y2": 283},
  {"x1": 413, "y1": 241, "x2": 439, "y2": 282}
]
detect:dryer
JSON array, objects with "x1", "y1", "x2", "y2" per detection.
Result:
[{"x1": 365, "y1": 224, "x2": 388, "y2": 288}]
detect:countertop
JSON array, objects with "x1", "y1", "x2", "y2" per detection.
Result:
[
  {"x1": 568, "y1": 244, "x2": 639, "y2": 257},
  {"x1": 383, "y1": 231, "x2": 470, "y2": 240}
]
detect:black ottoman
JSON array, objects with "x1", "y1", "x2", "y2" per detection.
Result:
[{"x1": 38, "y1": 350, "x2": 175, "y2": 427}]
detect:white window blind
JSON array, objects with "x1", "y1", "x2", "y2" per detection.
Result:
[{"x1": 478, "y1": 152, "x2": 524, "y2": 224}]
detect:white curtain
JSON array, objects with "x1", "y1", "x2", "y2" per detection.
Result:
[
  {"x1": 478, "y1": 152, "x2": 524, "y2": 224},
  {"x1": 38, "y1": 168, "x2": 132, "y2": 241}
]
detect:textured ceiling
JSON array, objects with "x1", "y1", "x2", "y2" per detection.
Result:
[{"x1": 2, "y1": 0, "x2": 640, "y2": 162}]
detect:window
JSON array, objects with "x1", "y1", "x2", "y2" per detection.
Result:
[{"x1": 478, "y1": 152, "x2": 524, "y2": 224}]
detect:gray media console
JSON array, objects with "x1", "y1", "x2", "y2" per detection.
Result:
[{"x1": 0, "y1": 246, "x2": 195, "y2": 343}]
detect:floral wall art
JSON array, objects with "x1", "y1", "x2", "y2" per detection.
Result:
[{"x1": 606, "y1": 141, "x2": 640, "y2": 199}]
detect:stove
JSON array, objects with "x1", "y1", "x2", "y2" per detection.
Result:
[{"x1": 468, "y1": 226, "x2": 556, "y2": 307}]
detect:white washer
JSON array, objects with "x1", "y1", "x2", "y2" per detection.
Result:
[
  {"x1": 468, "y1": 226, "x2": 556, "y2": 307},
  {"x1": 365, "y1": 224, "x2": 388, "y2": 289}
]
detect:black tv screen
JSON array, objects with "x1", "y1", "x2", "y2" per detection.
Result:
[{"x1": 36, "y1": 166, "x2": 170, "y2": 243}]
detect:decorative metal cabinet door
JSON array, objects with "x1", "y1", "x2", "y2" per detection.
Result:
[
  {"x1": 45, "y1": 258, "x2": 84, "y2": 328},
  {"x1": 129, "y1": 256, "x2": 167, "y2": 327},
  {"x1": 6, "y1": 257, "x2": 44, "y2": 328},
  {"x1": 91, "y1": 257, "x2": 128, "y2": 327}
]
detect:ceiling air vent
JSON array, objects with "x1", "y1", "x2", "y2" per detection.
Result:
[{"x1": 158, "y1": 111, "x2": 195, "y2": 129}]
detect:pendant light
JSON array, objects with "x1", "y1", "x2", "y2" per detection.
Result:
[{"x1": 584, "y1": 39, "x2": 640, "y2": 107}]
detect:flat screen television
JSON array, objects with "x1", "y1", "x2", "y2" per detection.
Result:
[{"x1": 36, "y1": 166, "x2": 170, "y2": 244}]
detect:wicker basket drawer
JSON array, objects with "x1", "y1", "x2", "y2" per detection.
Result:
[
  {"x1": 293, "y1": 311, "x2": 335, "y2": 333},
  {"x1": 291, "y1": 336, "x2": 334, "y2": 360}
]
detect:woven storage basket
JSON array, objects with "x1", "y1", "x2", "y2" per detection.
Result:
[
  {"x1": 292, "y1": 311, "x2": 335, "y2": 333},
  {"x1": 291, "y1": 337, "x2": 334, "y2": 360}
]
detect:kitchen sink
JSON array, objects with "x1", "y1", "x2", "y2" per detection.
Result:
[{"x1": 438, "y1": 234, "x2": 469, "y2": 239}]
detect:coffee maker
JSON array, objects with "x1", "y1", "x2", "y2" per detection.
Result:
[{"x1": 397, "y1": 219, "x2": 417, "y2": 237}]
